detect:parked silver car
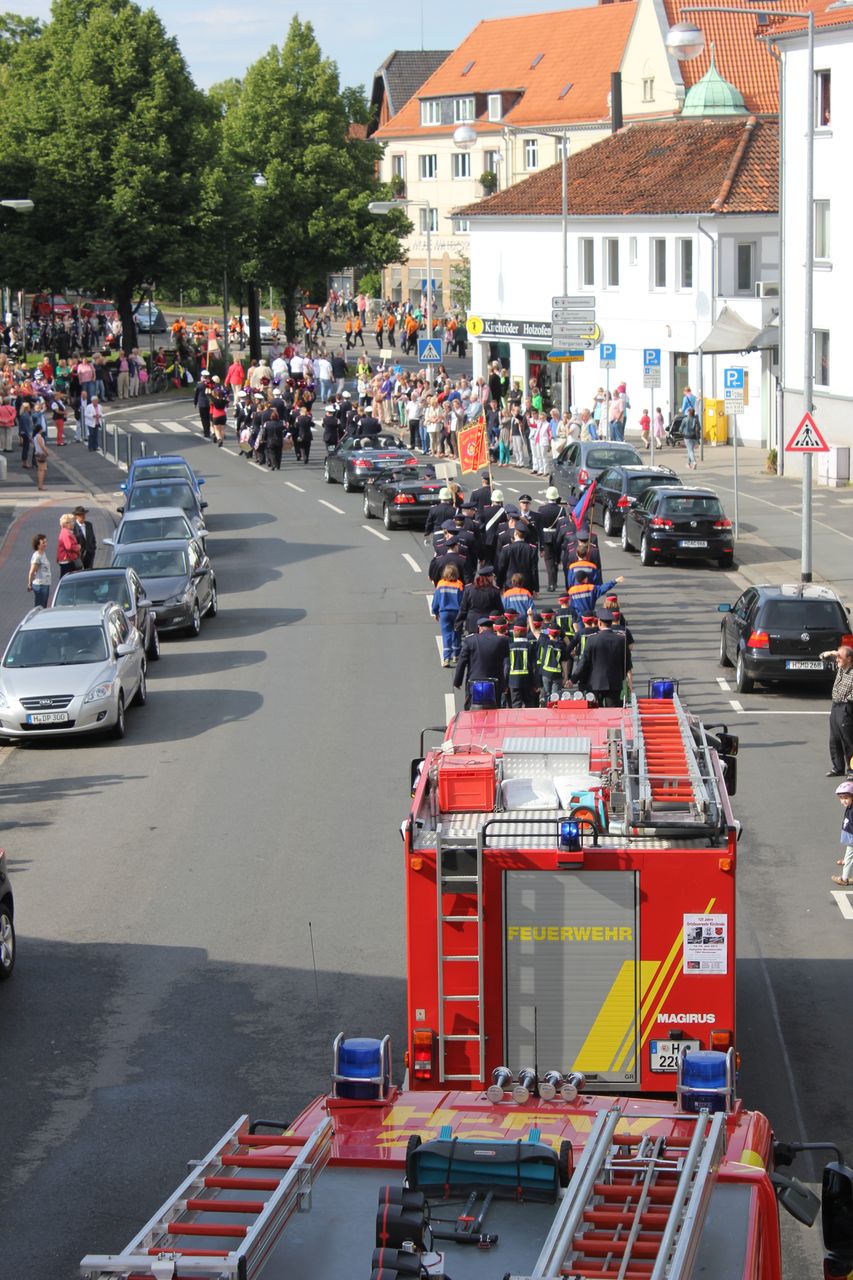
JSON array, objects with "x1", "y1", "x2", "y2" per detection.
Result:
[
  {"x1": 105, "y1": 506, "x2": 199, "y2": 552},
  {"x1": 0, "y1": 604, "x2": 147, "y2": 741},
  {"x1": 0, "y1": 847, "x2": 14, "y2": 979}
]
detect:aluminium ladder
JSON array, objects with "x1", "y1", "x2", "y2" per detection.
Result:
[
  {"x1": 434, "y1": 826, "x2": 485, "y2": 1084},
  {"x1": 510, "y1": 1106, "x2": 726, "y2": 1280},
  {"x1": 80, "y1": 1114, "x2": 332, "y2": 1280},
  {"x1": 624, "y1": 694, "x2": 722, "y2": 832}
]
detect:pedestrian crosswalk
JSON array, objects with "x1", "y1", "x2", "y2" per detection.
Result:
[{"x1": 128, "y1": 419, "x2": 196, "y2": 435}]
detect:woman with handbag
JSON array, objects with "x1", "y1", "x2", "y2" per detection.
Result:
[{"x1": 56, "y1": 513, "x2": 82, "y2": 577}]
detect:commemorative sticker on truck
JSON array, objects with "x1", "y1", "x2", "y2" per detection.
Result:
[{"x1": 682, "y1": 913, "x2": 728, "y2": 974}]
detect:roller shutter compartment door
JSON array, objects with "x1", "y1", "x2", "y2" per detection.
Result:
[{"x1": 504, "y1": 870, "x2": 639, "y2": 1085}]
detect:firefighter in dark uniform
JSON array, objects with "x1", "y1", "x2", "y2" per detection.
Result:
[
  {"x1": 454, "y1": 616, "x2": 510, "y2": 710},
  {"x1": 535, "y1": 486, "x2": 565, "y2": 592},
  {"x1": 572, "y1": 605, "x2": 633, "y2": 707},
  {"x1": 497, "y1": 526, "x2": 539, "y2": 593},
  {"x1": 537, "y1": 625, "x2": 567, "y2": 705},
  {"x1": 425, "y1": 487, "x2": 456, "y2": 538},
  {"x1": 262, "y1": 410, "x2": 285, "y2": 470},
  {"x1": 455, "y1": 565, "x2": 503, "y2": 637},
  {"x1": 322, "y1": 404, "x2": 341, "y2": 453},
  {"x1": 507, "y1": 621, "x2": 537, "y2": 707},
  {"x1": 294, "y1": 407, "x2": 314, "y2": 464},
  {"x1": 468, "y1": 472, "x2": 492, "y2": 515},
  {"x1": 565, "y1": 613, "x2": 598, "y2": 682},
  {"x1": 428, "y1": 534, "x2": 468, "y2": 586}
]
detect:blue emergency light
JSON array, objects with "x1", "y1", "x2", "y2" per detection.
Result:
[
  {"x1": 677, "y1": 1048, "x2": 735, "y2": 1114},
  {"x1": 558, "y1": 819, "x2": 582, "y2": 852},
  {"x1": 332, "y1": 1034, "x2": 391, "y2": 1101},
  {"x1": 651, "y1": 678, "x2": 677, "y2": 700},
  {"x1": 470, "y1": 680, "x2": 497, "y2": 709}
]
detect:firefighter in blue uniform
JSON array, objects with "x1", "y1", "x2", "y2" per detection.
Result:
[
  {"x1": 507, "y1": 621, "x2": 537, "y2": 707},
  {"x1": 537, "y1": 625, "x2": 567, "y2": 706},
  {"x1": 454, "y1": 616, "x2": 510, "y2": 709}
]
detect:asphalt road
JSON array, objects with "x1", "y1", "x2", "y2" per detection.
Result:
[{"x1": 0, "y1": 402, "x2": 850, "y2": 1277}]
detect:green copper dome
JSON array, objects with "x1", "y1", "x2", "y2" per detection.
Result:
[{"x1": 682, "y1": 45, "x2": 748, "y2": 116}]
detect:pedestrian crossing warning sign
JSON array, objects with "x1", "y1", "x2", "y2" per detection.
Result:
[
  {"x1": 417, "y1": 338, "x2": 443, "y2": 363},
  {"x1": 786, "y1": 411, "x2": 829, "y2": 453}
]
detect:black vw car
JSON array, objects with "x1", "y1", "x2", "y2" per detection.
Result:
[
  {"x1": 621, "y1": 486, "x2": 734, "y2": 568},
  {"x1": 110, "y1": 539, "x2": 217, "y2": 637},
  {"x1": 718, "y1": 583, "x2": 853, "y2": 693},
  {"x1": 363, "y1": 464, "x2": 445, "y2": 530},
  {"x1": 323, "y1": 434, "x2": 418, "y2": 492},
  {"x1": 592, "y1": 464, "x2": 681, "y2": 535}
]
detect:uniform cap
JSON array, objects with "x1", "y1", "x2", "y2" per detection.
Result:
[
  {"x1": 547, "y1": 627, "x2": 561, "y2": 637},
  {"x1": 441, "y1": 519, "x2": 457, "y2": 531},
  {"x1": 478, "y1": 562, "x2": 495, "y2": 575},
  {"x1": 558, "y1": 595, "x2": 570, "y2": 605},
  {"x1": 512, "y1": 624, "x2": 527, "y2": 634},
  {"x1": 477, "y1": 616, "x2": 495, "y2": 627},
  {"x1": 504, "y1": 504, "x2": 521, "y2": 518},
  {"x1": 504, "y1": 612, "x2": 517, "y2": 623},
  {"x1": 545, "y1": 486, "x2": 560, "y2": 501},
  {"x1": 342, "y1": 390, "x2": 352, "y2": 398},
  {"x1": 581, "y1": 614, "x2": 597, "y2": 624},
  {"x1": 596, "y1": 605, "x2": 617, "y2": 621},
  {"x1": 518, "y1": 493, "x2": 533, "y2": 502},
  {"x1": 200, "y1": 370, "x2": 211, "y2": 378},
  {"x1": 444, "y1": 534, "x2": 458, "y2": 546},
  {"x1": 438, "y1": 487, "x2": 452, "y2": 500},
  {"x1": 494, "y1": 622, "x2": 508, "y2": 632},
  {"x1": 836, "y1": 781, "x2": 853, "y2": 796},
  {"x1": 541, "y1": 610, "x2": 554, "y2": 620}
]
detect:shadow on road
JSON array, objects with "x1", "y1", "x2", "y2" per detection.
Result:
[
  {"x1": 208, "y1": 607, "x2": 306, "y2": 640},
  {"x1": 205, "y1": 511, "x2": 276, "y2": 532},
  {"x1": 155, "y1": 647, "x2": 268, "y2": 675}
]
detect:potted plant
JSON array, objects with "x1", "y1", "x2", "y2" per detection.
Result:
[
  {"x1": 389, "y1": 173, "x2": 406, "y2": 199},
  {"x1": 480, "y1": 170, "x2": 498, "y2": 196}
]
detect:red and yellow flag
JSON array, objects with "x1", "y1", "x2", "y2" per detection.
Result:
[{"x1": 458, "y1": 417, "x2": 487, "y2": 474}]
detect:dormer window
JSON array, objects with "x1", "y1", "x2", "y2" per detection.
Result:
[
  {"x1": 487, "y1": 93, "x2": 502, "y2": 121},
  {"x1": 454, "y1": 97, "x2": 475, "y2": 122},
  {"x1": 420, "y1": 100, "x2": 441, "y2": 126}
]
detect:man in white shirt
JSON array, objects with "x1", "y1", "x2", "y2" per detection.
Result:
[
  {"x1": 271, "y1": 353, "x2": 288, "y2": 383},
  {"x1": 315, "y1": 354, "x2": 332, "y2": 403},
  {"x1": 83, "y1": 396, "x2": 104, "y2": 452},
  {"x1": 290, "y1": 351, "x2": 304, "y2": 378}
]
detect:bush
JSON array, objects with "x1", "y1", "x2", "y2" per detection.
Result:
[{"x1": 480, "y1": 170, "x2": 498, "y2": 195}]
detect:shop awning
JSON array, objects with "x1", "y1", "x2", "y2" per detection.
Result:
[
  {"x1": 746, "y1": 318, "x2": 780, "y2": 352},
  {"x1": 696, "y1": 305, "x2": 762, "y2": 354}
]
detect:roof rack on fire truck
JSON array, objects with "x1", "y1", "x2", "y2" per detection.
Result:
[{"x1": 507, "y1": 1104, "x2": 727, "y2": 1280}]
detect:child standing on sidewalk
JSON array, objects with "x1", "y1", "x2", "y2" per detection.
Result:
[{"x1": 832, "y1": 780, "x2": 853, "y2": 886}]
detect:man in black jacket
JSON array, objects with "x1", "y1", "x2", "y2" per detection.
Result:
[
  {"x1": 425, "y1": 488, "x2": 456, "y2": 538},
  {"x1": 261, "y1": 412, "x2": 285, "y2": 470},
  {"x1": 429, "y1": 535, "x2": 469, "y2": 586},
  {"x1": 535, "y1": 486, "x2": 564, "y2": 591},
  {"x1": 572, "y1": 606, "x2": 632, "y2": 707},
  {"x1": 454, "y1": 617, "x2": 510, "y2": 709},
  {"x1": 468, "y1": 472, "x2": 492, "y2": 515},
  {"x1": 497, "y1": 526, "x2": 539, "y2": 593},
  {"x1": 73, "y1": 505, "x2": 97, "y2": 569},
  {"x1": 294, "y1": 408, "x2": 314, "y2": 464},
  {"x1": 193, "y1": 371, "x2": 212, "y2": 438}
]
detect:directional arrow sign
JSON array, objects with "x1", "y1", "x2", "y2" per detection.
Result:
[
  {"x1": 553, "y1": 322, "x2": 602, "y2": 344},
  {"x1": 551, "y1": 309, "x2": 598, "y2": 323},
  {"x1": 553, "y1": 295, "x2": 594, "y2": 308},
  {"x1": 786, "y1": 411, "x2": 829, "y2": 453}
]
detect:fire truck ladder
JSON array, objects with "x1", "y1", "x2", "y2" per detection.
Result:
[
  {"x1": 515, "y1": 1105, "x2": 726, "y2": 1280},
  {"x1": 80, "y1": 1114, "x2": 333, "y2": 1280},
  {"x1": 624, "y1": 694, "x2": 722, "y2": 832},
  {"x1": 434, "y1": 826, "x2": 485, "y2": 1084}
]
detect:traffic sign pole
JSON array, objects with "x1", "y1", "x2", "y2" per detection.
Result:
[
  {"x1": 650, "y1": 385, "x2": 655, "y2": 465},
  {"x1": 733, "y1": 411, "x2": 739, "y2": 541}
]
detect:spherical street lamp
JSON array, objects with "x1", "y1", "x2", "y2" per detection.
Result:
[
  {"x1": 666, "y1": 21, "x2": 706, "y2": 60},
  {"x1": 453, "y1": 124, "x2": 477, "y2": 151}
]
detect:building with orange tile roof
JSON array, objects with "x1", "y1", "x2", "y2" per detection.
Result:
[{"x1": 371, "y1": 0, "x2": 790, "y2": 309}]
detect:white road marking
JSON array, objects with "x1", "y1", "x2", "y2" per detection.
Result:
[
  {"x1": 129, "y1": 421, "x2": 159, "y2": 434},
  {"x1": 445, "y1": 692, "x2": 456, "y2": 723},
  {"x1": 222, "y1": 447, "x2": 238, "y2": 457},
  {"x1": 728, "y1": 709, "x2": 826, "y2": 716},
  {"x1": 249, "y1": 460, "x2": 267, "y2": 472},
  {"x1": 403, "y1": 552, "x2": 421, "y2": 572},
  {"x1": 507, "y1": 487, "x2": 520, "y2": 493},
  {"x1": 426, "y1": 594, "x2": 434, "y2": 614},
  {"x1": 605, "y1": 540, "x2": 619, "y2": 549},
  {"x1": 837, "y1": 497, "x2": 853, "y2": 505},
  {"x1": 710, "y1": 480, "x2": 853, "y2": 545},
  {"x1": 435, "y1": 635, "x2": 444, "y2": 658},
  {"x1": 318, "y1": 499, "x2": 345, "y2": 514},
  {"x1": 729, "y1": 699, "x2": 746, "y2": 713},
  {"x1": 831, "y1": 890, "x2": 853, "y2": 920},
  {"x1": 716, "y1": 677, "x2": 732, "y2": 691},
  {"x1": 159, "y1": 420, "x2": 190, "y2": 433},
  {"x1": 285, "y1": 481, "x2": 305, "y2": 492},
  {"x1": 363, "y1": 524, "x2": 390, "y2": 541}
]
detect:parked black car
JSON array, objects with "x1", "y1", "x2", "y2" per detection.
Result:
[
  {"x1": 621, "y1": 486, "x2": 734, "y2": 568},
  {"x1": 718, "y1": 584, "x2": 853, "y2": 693},
  {"x1": 363, "y1": 464, "x2": 445, "y2": 530},
  {"x1": 550, "y1": 440, "x2": 643, "y2": 500},
  {"x1": 592, "y1": 464, "x2": 681, "y2": 535},
  {"x1": 323, "y1": 434, "x2": 418, "y2": 492},
  {"x1": 110, "y1": 539, "x2": 217, "y2": 637}
]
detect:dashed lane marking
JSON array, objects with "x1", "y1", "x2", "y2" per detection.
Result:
[
  {"x1": 285, "y1": 481, "x2": 305, "y2": 492},
  {"x1": 716, "y1": 678, "x2": 731, "y2": 691},
  {"x1": 222, "y1": 447, "x2": 238, "y2": 457},
  {"x1": 426, "y1": 594, "x2": 434, "y2": 615},
  {"x1": 445, "y1": 692, "x2": 456, "y2": 723},
  {"x1": 362, "y1": 524, "x2": 390, "y2": 541},
  {"x1": 729, "y1": 699, "x2": 745, "y2": 713},
  {"x1": 831, "y1": 890, "x2": 853, "y2": 920},
  {"x1": 318, "y1": 499, "x2": 345, "y2": 514},
  {"x1": 403, "y1": 553, "x2": 421, "y2": 572},
  {"x1": 507, "y1": 487, "x2": 520, "y2": 493},
  {"x1": 730, "y1": 709, "x2": 826, "y2": 716},
  {"x1": 435, "y1": 635, "x2": 444, "y2": 659}
]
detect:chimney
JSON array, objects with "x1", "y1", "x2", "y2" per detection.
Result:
[{"x1": 610, "y1": 71, "x2": 623, "y2": 133}]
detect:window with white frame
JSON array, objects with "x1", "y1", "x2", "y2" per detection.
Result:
[
  {"x1": 419, "y1": 206, "x2": 438, "y2": 233},
  {"x1": 391, "y1": 154, "x2": 405, "y2": 180},
  {"x1": 579, "y1": 238, "x2": 594, "y2": 288},
  {"x1": 815, "y1": 329, "x2": 830, "y2": 386},
  {"x1": 454, "y1": 97, "x2": 475, "y2": 122},
  {"x1": 629, "y1": 236, "x2": 638, "y2": 266},
  {"x1": 452, "y1": 152, "x2": 471, "y2": 179},
  {"x1": 651, "y1": 238, "x2": 667, "y2": 289},
  {"x1": 487, "y1": 94, "x2": 502, "y2": 121},
  {"x1": 678, "y1": 238, "x2": 694, "y2": 289},
  {"x1": 483, "y1": 149, "x2": 500, "y2": 172},
  {"x1": 419, "y1": 153, "x2": 438, "y2": 180},
  {"x1": 420, "y1": 100, "x2": 441, "y2": 126},
  {"x1": 814, "y1": 199, "x2": 830, "y2": 259},
  {"x1": 453, "y1": 218, "x2": 470, "y2": 233},
  {"x1": 524, "y1": 138, "x2": 538, "y2": 170},
  {"x1": 736, "y1": 242, "x2": 755, "y2": 292},
  {"x1": 815, "y1": 70, "x2": 831, "y2": 127},
  {"x1": 604, "y1": 238, "x2": 620, "y2": 288},
  {"x1": 642, "y1": 77, "x2": 655, "y2": 102}
]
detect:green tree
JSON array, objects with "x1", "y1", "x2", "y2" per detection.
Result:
[
  {"x1": 0, "y1": 11, "x2": 42, "y2": 63},
  {"x1": 221, "y1": 17, "x2": 408, "y2": 339},
  {"x1": 0, "y1": 0, "x2": 215, "y2": 345},
  {"x1": 451, "y1": 257, "x2": 471, "y2": 311}
]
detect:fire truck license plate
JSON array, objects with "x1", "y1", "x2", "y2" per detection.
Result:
[{"x1": 650, "y1": 1040, "x2": 700, "y2": 1072}]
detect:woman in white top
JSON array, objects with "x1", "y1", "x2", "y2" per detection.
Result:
[{"x1": 28, "y1": 532, "x2": 51, "y2": 608}]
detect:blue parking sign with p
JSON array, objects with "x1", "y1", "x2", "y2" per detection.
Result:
[
  {"x1": 643, "y1": 348, "x2": 661, "y2": 367},
  {"x1": 724, "y1": 367, "x2": 744, "y2": 390},
  {"x1": 600, "y1": 343, "x2": 616, "y2": 365}
]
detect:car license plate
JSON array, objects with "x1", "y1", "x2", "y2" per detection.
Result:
[
  {"x1": 650, "y1": 1039, "x2": 700, "y2": 1072},
  {"x1": 26, "y1": 711, "x2": 69, "y2": 724},
  {"x1": 678, "y1": 539, "x2": 708, "y2": 549},
  {"x1": 786, "y1": 659, "x2": 824, "y2": 670},
  {"x1": 422, "y1": 494, "x2": 440, "y2": 502}
]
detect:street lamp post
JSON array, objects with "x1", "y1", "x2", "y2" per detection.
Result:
[
  {"x1": 368, "y1": 198, "x2": 434, "y2": 384},
  {"x1": 0, "y1": 198, "x2": 33, "y2": 346},
  {"x1": 668, "y1": 7, "x2": 815, "y2": 581}
]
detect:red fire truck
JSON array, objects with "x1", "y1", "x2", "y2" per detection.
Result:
[{"x1": 402, "y1": 692, "x2": 741, "y2": 1097}]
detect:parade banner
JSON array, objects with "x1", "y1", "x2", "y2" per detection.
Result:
[{"x1": 458, "y1": 418, "x2": 488, "y2": 474}]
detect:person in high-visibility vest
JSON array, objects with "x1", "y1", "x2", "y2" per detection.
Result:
[
  {"x1": 404, "y1": 313, "x2": 418, "y2": 354},
  {"x1": 375, "y1": 315, "x2": 384, "y2": 349},
  {"x1": 385, "y1": 312, "x2": 396, "y2": 347},
  {"x1": 353, "y1": 315, "x2": 365, "y2": 347},
  {"x1": 343, "y1": 315, "x2": 353, "y2": 349},
  {"x1": 271, "y1": 312, "x2": 280, "y2": 334},
  {"x1": 537, "y1": 626, "x2": 567, "y2": 705},
  {"x1": 507, "y1": 622, "x2": 537, "y2": 708}
]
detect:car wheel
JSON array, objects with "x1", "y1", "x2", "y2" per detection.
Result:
[
  {"x1": 383, "y1": 504, "x2": 397, "y2": 531},
  {"x1": 133, "y1": 667, "x2": 147, "y2": 707},
  {"x1": 640, "y1": 534, "x2": 655, "y2": 567},
  {"x1": 621, "y1": 521, "x2": 634, "y2": 552},
  {"x1": 603, "y1": 506, "x2": 614, "y2": 536},
  {"x1": 343, "y1": 470, "x2": 354, "y2": 493},
  {"x1": 323, "y1": 460, "x2": 334, "y2": 484},
  {"x1": 363, "y1": 493, "x2": 373, "y2": 518},
  {"x1": 718, "y1": 554, "x2": 735, "y2": 571},
  {"x1": 0, "y1": 900, "x2": 15, "y2": 980},
  {"x1": 111, "y1": 693, "x2": 126, "y2": 739},
  {"x1": 186, "y1": 600, "x2": 201, "y2": 637},
  {"x1": 207, "y1": 579, "x2": 218, "y2": 617},
  {"x1": 719, "y1": 627, "x2": 733, "y2": 667},
  {"x1": 148, "y1": 625, "x2": 160, "y2": 662},
  {"x1": 735, "y1": 651, "x2": 754, "y2": 694}
]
